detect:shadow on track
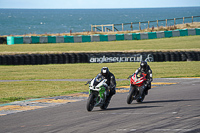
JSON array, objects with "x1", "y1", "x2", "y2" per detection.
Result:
[
  {"x1": 142, "y1": 99, "x2": 200, "y2": 104},
  {"x1": 94, "y1": 105, "x2": 161, "y2": 112}
]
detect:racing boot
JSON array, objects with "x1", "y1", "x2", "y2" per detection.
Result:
[
  {"x1": 144, "y1": 89, "x2": 148, "y2": 95},
  {"x1": 105, "y1": 88, "x2": 115, "y2": 105}
]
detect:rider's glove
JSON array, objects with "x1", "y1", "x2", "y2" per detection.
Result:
[{"x1": 146, "y1": 80, "x2": 150, "y2": 85}]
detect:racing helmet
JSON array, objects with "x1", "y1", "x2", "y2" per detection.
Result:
[
  {"x1": 101, "y1": 67, "x2": 109, "y2": 77},
  {"x1": 140, "y1": 61, "x2": 147, "y2": 71}
]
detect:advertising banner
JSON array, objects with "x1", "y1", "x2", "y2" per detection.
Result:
[{"x1": 89, "y1": 53, "x2": 154, "y2": 63}]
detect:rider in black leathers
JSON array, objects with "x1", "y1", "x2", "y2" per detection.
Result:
[
  {"x1": 97, "y1": 67, "x2": 116, "y2": 102},
  {"x1": 134, "y1": 61, "x2": 153, "y2": 95}
]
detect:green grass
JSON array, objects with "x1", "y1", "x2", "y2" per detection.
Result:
[
  {"x1": 0, "y1": 35, "x2": 200, "y2": 104},
  {"x1": 0, "y1": 36, "x2": 200, "y2": 54},
  {"x1": 0, "y1": 62, "x2": 200, "y2": 104}
]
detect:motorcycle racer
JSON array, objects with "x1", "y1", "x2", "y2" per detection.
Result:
[
  {"x1": 134, "y1": 61, "x2": 153, "y2": 95},
  {"x1": 97, "y1": 67, "x2": 116, "y2": 103}
]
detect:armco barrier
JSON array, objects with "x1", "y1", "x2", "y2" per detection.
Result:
[
  {"x1": 56, "y1": 36, "x2": 64, "y2": 43},
  {"x1": 6, "y1": 28, "x2": 200, "y2": 45},
  {"x1": 64, "y1": 36, "x2": 74, "y2": 43},
  {"x1": 82, "y1": 35, "x2": 91, "y2": 42},
  {"x1": 148, "y1": 32, "x2": 157, "y2": 39},
  {"x1": 156, "y1": 31, "x2": 165, "y2": 38},
  {"x1": 132, "y1": 33, "x2": 140, "y2": 40},
  {"x1": 31, "y1": 36, "x2": 40, "y2": 43},
  {"x1": 100, "y1": 35, "x2": 108, "y2": 41},
  {"x1": 140, "y1": 32, "x2": 148, "y2": 40},
  {"x1": 0, "y1": 51, "x2": 200, "y2": 65},
  {"x1": 108, "y1": 34, "x2": 116, "y2": 41},
  {"x1": 179, "y1": 29, "x2": 188, "y2": 36},
  {"x1": 116, "y1": 34, "x2": 124, "y2": 41},
  {"x1": 196, "y1": 28, "x2": 200, "y2": 35},
  {"x1": 164, "y1": 31, "x2": 173, "y2": 38},
  {"x1": 188, "y1": 29, "x2": 196, "y2": 36},
  {"x1": 124, "y1": 33, "x2": 132, "y2": 40},
  {"x1": 91, "y1": 34, "x2": 100, "y2": 42}
]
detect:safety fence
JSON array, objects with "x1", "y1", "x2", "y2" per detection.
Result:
[
  {"x1": 5, "y1": 28, "x2": 200, "y2": 45},
  {"x1": 91, "y1": 16, "x2": 200, "y2": 32},
  {"x1": 0, "y1": 51, "x2": 199, "y2": 65}
]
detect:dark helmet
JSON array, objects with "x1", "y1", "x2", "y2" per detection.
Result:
[
  {"x1": 140, "y1": 61, "x2": 147, "y2": 71},
  {"x1": 101, "y1": 67, "x2": 109, "y2": 77}
]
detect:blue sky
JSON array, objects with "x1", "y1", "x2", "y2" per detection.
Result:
[{"x1": 0, "y1": 0, "x2": 200, "y2": 9}]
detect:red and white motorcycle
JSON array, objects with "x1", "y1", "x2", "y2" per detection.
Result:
[{"x1": 127, "y1": 72, "x2": 147, "y2": 104}]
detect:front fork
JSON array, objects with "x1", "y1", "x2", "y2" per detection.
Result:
[
  {"x1": 129, "y1": 84, "x2": 144, "y2": 99},
  {"x1": 139, "y1": 86, "x2": 145, "y2": 97}
]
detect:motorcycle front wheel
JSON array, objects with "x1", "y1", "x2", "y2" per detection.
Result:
[
  {"x1": 127, "y1": 87, "x2": 135, "y2": 104},
  {"x1": 86, "y1": 94, "x2": 95, "y2": 111}
]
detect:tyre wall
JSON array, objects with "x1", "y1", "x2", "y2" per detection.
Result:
[
  {"x1": 6, "y1": 28, "x2": 200, "y2": 45},
  {"x1": 0, "y1": 51, "x2": 200, "y2": 65}
]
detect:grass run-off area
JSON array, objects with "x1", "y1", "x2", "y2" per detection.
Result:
[
  {"x1": 0, "y1": 35, "x2": 200, "y2": 54},
  {"x1": 0, "y1": 35, "x2": 200, "y2": 103},
  {"x1": 0, "y1": 61, "x2": 200, "y2": 103}
]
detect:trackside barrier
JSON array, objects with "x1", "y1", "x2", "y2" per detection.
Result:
[
  {"x1": 164, "y1": 31, "x2": 173, "y2": 38},
  {"x1": 196, "y1": 28, "x2": 200, "y2": 35},
  {"x1": 0, "y1": 37, "x2": 7, "y2": 44},
  {"x1": 64, "y1": 36, "x2": 74, "y2": 43},
  {"x1": 100, "y1": 35, "x2": 108, "y2": 41},
  {"x1": 6, "y1": 28, "x2": 200, "y2": 45},
  {"x1": 0, "y1": 51, "x2": 200, "y2": 65}
]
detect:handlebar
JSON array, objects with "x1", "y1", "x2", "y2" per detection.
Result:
[
  {"x1": 85, "y1": 81, "x2": 91, "y2": 85},
  {"x1": 127, "y1": 75, "x2": 132, "y2": 79}
]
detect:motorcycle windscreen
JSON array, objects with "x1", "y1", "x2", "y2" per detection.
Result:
[{"x1": 93, "y1": 75, "x2": 104, "y2": 86}]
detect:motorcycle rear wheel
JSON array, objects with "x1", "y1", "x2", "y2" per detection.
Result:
[
  {"x1": 100, "y1": 98, "x2": 110, "y2": 110},
  {"x1": 87, "y1": 94, "x2": 95, "y2": 111},
  {"x1": 127, "y1": 87, "x2": 135, "y2": 104}
]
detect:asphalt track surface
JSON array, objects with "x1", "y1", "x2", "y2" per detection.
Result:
[{"x1": 0, "y1": 78, "x2": 200, "y2": 133}]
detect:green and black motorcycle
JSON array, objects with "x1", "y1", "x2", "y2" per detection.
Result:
[{"x1": 86, "y1": 75, "x2": 110, "y2": 112}]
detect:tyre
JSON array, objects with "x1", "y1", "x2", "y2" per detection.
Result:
[
  {"x1": 180, "y1": 52, "x2": 187, "y2": 61},
  {"x1": 62, "y1": 53, "x2": 69, "y2": 63},
  {"x1": 164, "y1": 53, "x2": 170, "y2": 61},
  {"x1": 6, "y1": 55, "x2": 12, "y2": 65},
  {"x1": 25, "y1": 55, "x2": 31, "y2": 65},
  {"x1": 158, "y1": 52, "x2": 164, "y2": 62},
  {"x1": 174, "y1": 52, "x2": 181, "y2": 61},
  {"x1": 30, "y1": 54, "x2": 36, "y2": 65},
  {"x1": 136, "y1": 86, "x2": 145, "y2": 103},
  {"x1": 170, "y1": 52, "x2": 176, "y2": 61},
  {"x1": 18, "y1": 55, "x2": 25, "y2": 65},
  {"x1": 0, "y1": 55, "x2": 3, "y2": 65},
  {"x1": 152, "y1": 52, "x2": 159, "y2": 62},
  {"x1": 195, "y1": 51, "x2": 200, "y2": 61},
  {"x1": 100, "y1": 97, "x2": 109, "y2": 110},
  {"x1": 45, "y1": 54, "x2": 51, "y2": 64},
  {"x1": 136, "y1": 95, "x2": 145, "y2": 103},
  {"x1": 57, "y1": 54, "x2": 63, "y2": 64},
  {"x1": 86, "y1": 94, "x2": 95, "y2": 112},
  {"x1": 11, "y1": 55, "x2": 18, "y2": 65},
  {"x1": 186, "y1": 52, "x2": 193, "y2": 61},
  {"x1": 127, "y1": 86, "x2": 135, "y2": 104},
  {"x1": 50, "y1": 54, "x2": 58, "y2": 64},
  {"x1": 100, "y1": 102, "x2": 109, "y2": 110},
  {"x1": 75, "y1": 53, "x2": 81, "y2": 63},
  {"x1": 69, "y1": 53, "x2": 76, "y2": 63}
]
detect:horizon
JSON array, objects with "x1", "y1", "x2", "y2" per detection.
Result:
[
  {"x1": 0, "y1": 6, "x2": 200, "y2": 10},
  {"x1": 1, "y1": 0, "x2": 200, "y2": 9}
]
